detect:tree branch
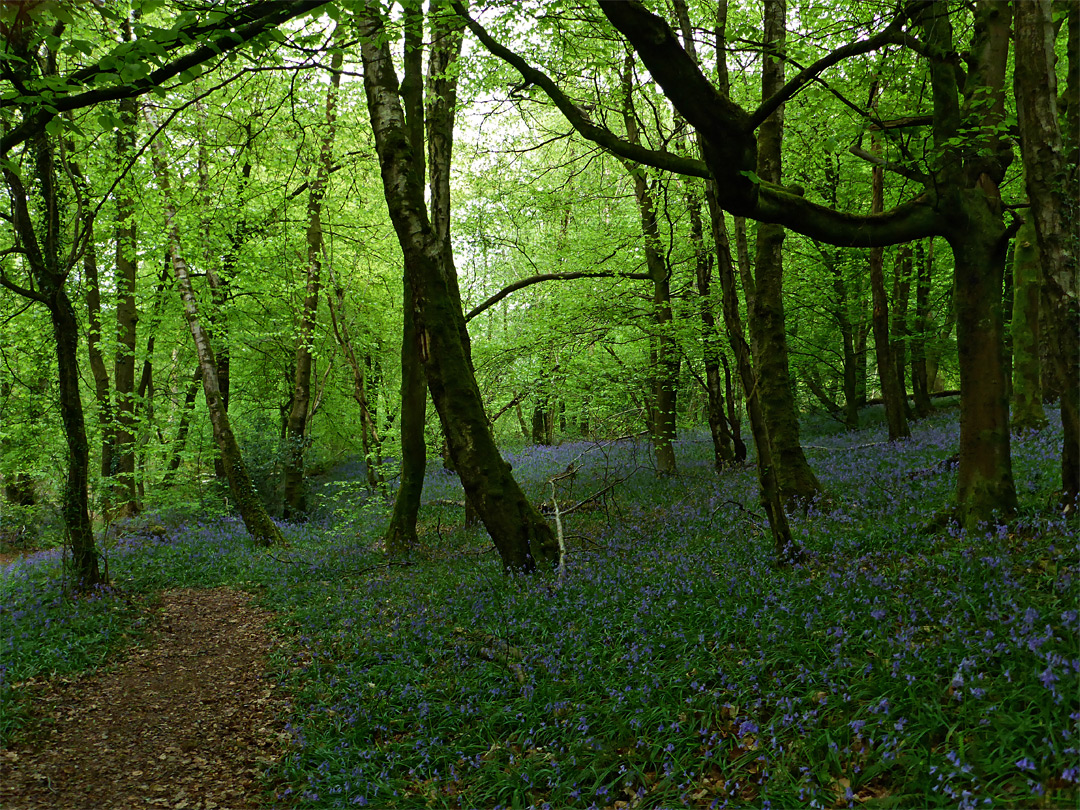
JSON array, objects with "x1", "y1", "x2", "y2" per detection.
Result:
[
  {"x1": 465, "y1": 270, "x2": 650, "y2": 321},
  {"x1": 451, "y1": 1, "x2": 710, "y2": 179},
  {"x1": 848, "y1": 145, "x2": 930, "y2": 183}
]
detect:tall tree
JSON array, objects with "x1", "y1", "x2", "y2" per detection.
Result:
[
  {"x1": 464, "y1": 0, "x2": 1020, "y2": 528},
  {"x1": 358, "y1": 0, "x2": 558, "y2": 572},
  {"x1": 148, "y1": 113, "x2": 284, "y2": 547},
  {"x1": 1014, "y1": 0, "x2": 1079, "y2": 510},
  {"x1": 282, "y1": 45, "x2": 344, "y2": 521}
]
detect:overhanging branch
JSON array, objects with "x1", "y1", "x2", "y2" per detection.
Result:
[{"x1": 465, "y1": 270, "x2": 650, "y2": 321}]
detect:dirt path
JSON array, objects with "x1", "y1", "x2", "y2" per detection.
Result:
[{"x1": 0, "y1": 587, "x2": 291, "y2": 810}]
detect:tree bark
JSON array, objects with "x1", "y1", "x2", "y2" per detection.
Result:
[
  {"x1": 891, "y1": 244, "x2": 913, "y2": 418},
  {"x1": 1014, "y1": 0, "x2": 1079, "y2": 509},
  {"x1": 112, "y1": 26, "x2": 139, "y2": 517},
  {"x1": 359, "y1": 1, "x2": 557, "y2": 572},
  {"x1": 910, "y1": 239, "x2": 934, "y2": 418},
  {"x1": 162, "y1": 367, "x2": 201, "y2": 489},
  {"x1": 1010, "y1": 220, "x2": 1048, "y2": 432},
  {"x1": 620, "y1": 54, "x2": 678, "y2": 474},
  {"x1": 282, "y1": 48, "x2": 343, "y2": 521},
  {"x1": 749, "y1": 0, "x2": 821, "y2": 500},
  {"x1": 148, "y1": 117, "x2": 283, "y2": 547}
]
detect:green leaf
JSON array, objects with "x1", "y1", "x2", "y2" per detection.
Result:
[{"x1": 740, "y1": 170, "x2": 761, "y2": 185}]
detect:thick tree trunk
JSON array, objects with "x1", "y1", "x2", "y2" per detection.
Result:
[
  {"x1": 384, "y1": 272, "x2": 428, "y2": 554},
  {"x1": 948, "y1": 198, "x2": 1017, "y2": 526},
  {"x1": 749, "y1": 0, "x2": 821, "y2": 500},
  {"x1": 283, "y1": 49, "x2": 343, "y2": 521},
  {"x1": 1010, "y1": 220, "x2": 1048, "y2": 431},
  {"x1": 1014, "y1": 0, "x2": 1080, "y2": 509},
  {"x1": 149, "y1": 123, "x2": 283, "y2": 547},
  {"x1": 359, "y1": 1, "x2": 556, "y2": 572}
]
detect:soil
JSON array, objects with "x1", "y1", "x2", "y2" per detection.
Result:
[{"x1": 0, "y1": 587, "x2": 292, "y2": 810}]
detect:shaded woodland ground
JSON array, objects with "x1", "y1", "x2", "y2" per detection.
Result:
[{"x1": 1, "y1": 403, "x2": 1077, "y2": 809}]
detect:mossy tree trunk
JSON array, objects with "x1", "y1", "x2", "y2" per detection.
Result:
[
  {"x1": 360, "y1": 0, "x2": 557, "y2": 572},
  {"x1": 1009, "y1": 220, "x2": 1048, "y2": 432},
  {"x1": 1014, "y1": 0, "x2": 1079, "y2": 510}
]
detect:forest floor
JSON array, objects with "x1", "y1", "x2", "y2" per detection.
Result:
[{"x1": 0, "y1": 587, "x2": 288, "y2": 810}]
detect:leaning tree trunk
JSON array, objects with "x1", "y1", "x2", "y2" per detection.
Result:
[
  {"x1": 748, "y1": 0, "x2": 821, "y2": 500},
  {"x1": 148, "y1": 121, "x2": 283, "y2": 547},
  {"x1": 1014, "y1": 0, "x2": 1079, "y2": 509},
  {"x1": 283, "y1": 49, "x2": 343, "y2": 521},
  {"x1": 359, "y1": 0, "x2": 557, "y2": 572}
]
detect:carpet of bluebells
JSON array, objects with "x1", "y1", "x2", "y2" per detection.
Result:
[{"x1": 2, "y1": 404, "x2": 1077, "y2": 808}]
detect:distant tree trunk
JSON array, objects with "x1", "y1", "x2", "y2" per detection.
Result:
[
  {"x1": 891, "y1": 244, "x2": 913, "y2": 418},
  {"x1": 620, "y1": 54, "x2": 678, "y2": 474},
  {"x1": 359, "y1": 0, "x2": 557, "y2": 572},
  {"x1": 910, "y1": 240, "x2": 934, "y2": 419},
  {"x1": 1014, "y1": 0, "x2": 1079, "y2": 509},
  {"x1": 1010, "y1": 220, "x2": 1048, "y2": 431},
  {"x1": 148, "y1": 117, "x2": 283, "y2": 547},
  {"x1": 328, "y1": 282, "x2": 384, "y2": 490},
  {"x1": 82, "y1": 206, "x2": 116, "y2": 481},
  {"x1": 683, "y1": 165, "x2": 734, "y2": 472},
  {"x1": 162, "y1": 367, "x2": 201, "y2": 489},
  {"x1": 867, "y1": 110, "x2": 910, "y2": 441},
  {"x1": 283, "y1": 48, "x2": 343, "y2": 521},
  {"x1": 747, "y1": 0, "x2": 821, "y2": 500},
  {"x1": 720, "y1": 354, "x2": 747, "y2": 462}
]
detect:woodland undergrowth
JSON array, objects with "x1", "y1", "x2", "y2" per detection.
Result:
[{"x1": 1, "y1": 404, "x2": 1076, "y2": 808}]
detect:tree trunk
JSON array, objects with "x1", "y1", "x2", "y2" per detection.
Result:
[
  {"x1": 359, "y1": 1, "x2": 557, "y2": 572},
  {"x1": 1, "y1": 133, "x2": 103, "y2": 591},
  {"x1": 620, "y1": 54, "x2": 678, "y2": 474},
  {"x1": 1014, "y1": 0, "x2": 1080, "y2": 509},
  {"x1": 1009, "y1": 220, "x2": 1048, "y2": 431},
  {"x1": 948, "y1": 198, "x2": 1017, "y2": 526},
  {"x1": 82, "y1": 211, "x2": 116, "y2": 481},
  {"x1": 112, "y1": 65, "x2": 139, "y2": 516},
  {"x1": 148, "y1": 118, "x2": 283, "y2": 547},
  {"x1": 748, "y1": 0, "x2": 821, "y2": 500},
  {"x1": 162, "y1": 367, "x2": 201, "y2": 488},
  {"x1": 868, "y1": 147, "x2": 910, "y2": 441},
  {"x1": 891, "y1": 244, "x2": 913, "y2": 418},
  {"x1": 283, "y1": 49, "x2": 343, "y2": 521},
  {"x1": 910, "y1": 239, "x2": 934, "y2": 418}
]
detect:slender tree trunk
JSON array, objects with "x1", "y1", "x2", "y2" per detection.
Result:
[
  {"x1": 749, "y1": 0, "x2": 821, "y2": 500},
  {"x1": 162, "y1": 367, "x2": 201, "y2": 488},
  {"x1": 911, "y1": 240, "x2": 934, "y2": 418},
  {"x1": 892, "y1": 245, "x2": 913, "y2": 418},
  {"x1": 1014, "y1": 0, "x2": 1080, "y2": 509},
  {"x1": 283, "y1": 49, "x2": 343, "y2": 521},
  {"x1": 112, "y1": 74, "x2": 139, "y2": 516},
  {"x1": 867, "y1": 101, "x2": 910, "y2": 441},
  {"x1": 2, "y1": 134, "x2": 103, "y2": 590},
  {"x1": 721, "y1": 354, "x2": 747, "y2": 462},
  {"x1": 328, "y1": 281, "x2": 384, "y2": 490},
  {"x1": 82, "y1": 207, "x2": 116, "y2": 480},
  {"x1": 359, "y1": 1, "x2": 556, "y2": 572},
  {"x1": 620, "y1": 54, "x2": 678, "y2": 474},
  {"x1": 148, "y1": 117, "x2": 283, "y2": 546}
]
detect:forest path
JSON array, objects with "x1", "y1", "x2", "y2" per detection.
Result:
[{"x1": 0, "y1": 587, "x2": 290, "y2": 809}]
